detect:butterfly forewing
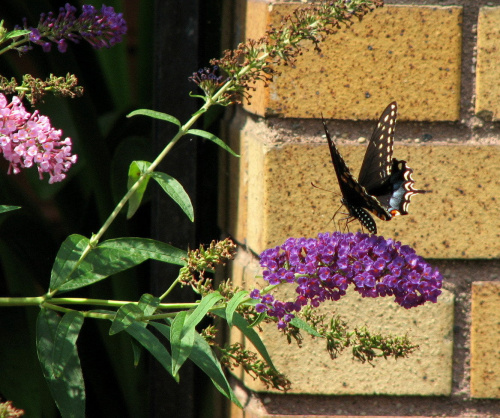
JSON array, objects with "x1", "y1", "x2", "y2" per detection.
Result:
[
  {"x1": 322, "y1": 117, "x2": 389, "y2": 234},
  {"x1": 358, "y1": 102, "x2": 397, "y2": 190}
]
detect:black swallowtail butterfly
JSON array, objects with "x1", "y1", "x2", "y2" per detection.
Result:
[{"x1": 322, "y1": 102, "x2": 425, "y2": 234}]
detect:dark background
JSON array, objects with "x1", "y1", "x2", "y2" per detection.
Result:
[{"x1": 0, "y1": 0, "x2": 225, "y2": 416}]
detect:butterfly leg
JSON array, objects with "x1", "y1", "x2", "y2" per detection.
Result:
[
  {"x1": 335, "y1": 209, "x2": 357, "y2": 233},
  {"x1": 332, "y1": 203, "x2": 350, "y2": 233}
]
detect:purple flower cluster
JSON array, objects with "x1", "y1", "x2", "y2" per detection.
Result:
[
  {"x1": 250, "y1": 232, "x2": 443, "y2": 329},
  {"x1": 0, "y1": 94, "x2": 77, "y2": 183},
  {"x1": 23, "y1": 3, "x2": 127, "y2": 53}
]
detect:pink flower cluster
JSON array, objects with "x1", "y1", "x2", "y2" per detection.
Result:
[{"x1": 0, "y1": 94, "x2": 77, "y2": 183}]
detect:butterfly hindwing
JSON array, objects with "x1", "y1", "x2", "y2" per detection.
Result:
[{"x1": 375, "y1": 159, "x2": 425, "y2": 217}]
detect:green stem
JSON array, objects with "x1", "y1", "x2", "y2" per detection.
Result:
[
  {"x1": 0, "y1": 295, "x2": 200, "y2": 310},
  {"x1": 158, "y1": 276, "x2": 181, "y2": 301},
  {"x1": 0, "y1": 296, "x2": 44, "y2": 306},
  {"x1": 42, "y1": 303, "x2": 116, "y2": 320},
  {"x1": 47, "y1": 58, "x2": 265, "y2": 298},
  {"x1": 0, "y1": 37, "x2": 29, "y2": 56},
  {"x1": 42, "y1": 302, "x2": 74, "y2": 314},
  {"x1": 90, "y1": 57, "x2": 260, "y2": 242}
]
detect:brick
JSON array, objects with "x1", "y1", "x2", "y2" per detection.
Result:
[
  {"x1": 222, "y1": 111, "x2": 500, "y2": 259},
  {"x1": 471, "y1": 282, "x2": 500, "y2": 398},
  {"x1": 476, "y1": 7, "x2": 500, "y2": 121},
  {"x1": 233, "y1": 405, "x2": 438, "y2": 418},
  {"x1": 228, "y1": 253, "x2": 454, "y2": 396},
  {"x1": 241, "y1": 2, "x2": 462, "y2": 121},
  {"x1": 218, "y1": 110, "x2": 248, "y2": 243}
]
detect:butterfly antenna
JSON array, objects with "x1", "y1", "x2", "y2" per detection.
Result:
[
  {"x1": 311, "y1": 182, "x2": 329, "y2": 193},
  {"x1": 311, "y1": 182, "x2": 341, "y2": 199}
]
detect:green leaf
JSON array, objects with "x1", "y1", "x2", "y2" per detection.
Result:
[
  {"x1": 5, "y1": 29, "x2": 31, "y2": 39},
  {"x1": 170, "y1": 292, "x2": 222, "y2": 375},
  {"x1": 150, "y1": 172, "x2": 194, "y2": 221},
  {"x1": 169, "y1": 292, "x2": 223, "y2": 377},
  {"x1": 248, "y1": 311, "x2": 267, "y2": 328},
  {"x1": 170, "y1": 311, "x2": 194, "y2": 377},
  {"x1": 0, "y1": 205, "x2": 21, "y2": 214},
  {"x1": 138, "y1": 293, "x2": 160, "y2": 315},
  {"x1": 49, "y1": 234, "x2": 90, "y2": 291},
  {"x1": 98, "y1": 237, "x2": 187, "y2": 265},
  {"x1": 127, "y1": 109, "x2": 181, "y2": 127},
  {"x1": 132, "y1": 294, "x2": 161, "y2": 365},
  {"x1": 183, "y1": 292, "x2": 223, "y2": 335},
  {"x1": 289, "y1": 316, "x2": 323, "y2": 337},
  {"x1": 109, "y1": 303, "x2": 144, "y2": 335},
  {"x1": 150, "y1": 322, "x2": 242, "y2": 408},
  {"x1": 52, "y1": 311, "x2": 85, "y2": 378},
  {"x1": 124, "y1": 322, "x2": 176, "y2": 381},
  {"x1": 37, "y1": 310, "x2": 57, "y2": 378},
  {"x1": 36, "y1": 309, "x2": 86, "y2": 417},
  {"x1": 187, "y1": 129, "x2": 239, "y2": 157},
  {"x1": 127, "y1": 161, "x2": 152, "y2": 219},
  {"x1": 54, "y1": 237, "x2": 187, "y2": 293},
  {"x1": 169, "y1": 292, "x2": 222, "y2": 377},
  {"x1": 213, "y1": 309, "x2": 276, "y2": 370},
  {"x1": 110, "y1": 136, "x2": 152, "y2": 208},
  {"x1": 225, "y1": 290, "x2": 249, "y2": 329}
]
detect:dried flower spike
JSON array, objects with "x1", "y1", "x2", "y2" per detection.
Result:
[
  {"x1": 0, "y1": 73, "x2": 84, "y2": 106},
  {"x1": 207, "y1": 0, "x2": 384, "y2": 105},
  {"x1": 0, "y1": 400, "x2": 24, "y2": 417},
  {"x1": 179, "y1": 238, "x2": 237, "y2": 293}
]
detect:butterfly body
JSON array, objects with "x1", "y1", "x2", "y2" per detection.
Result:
[{"x1": 322, "y1": 102, "x2": 424, "y2": 234}]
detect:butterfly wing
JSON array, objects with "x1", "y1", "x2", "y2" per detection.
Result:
[
  {"x1": 357, "y1": 102, "x2": 425, "y2": 218},
  {"x1": 357, "y1": 102, "x2": 398, "y2": 191},
  {"x1": 322, "y1": 102, "x2": 424, "y2": 234},
  {"x1": 374, "y1": 159, "x2": 426, "y2": 216},
  {"x1": 322, "y1": 117, "x2": 390, "y2": 234}
]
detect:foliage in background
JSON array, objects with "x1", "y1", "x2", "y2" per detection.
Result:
[{"x1": 0, "y1": 1, "x2": 153, "y2": 417}]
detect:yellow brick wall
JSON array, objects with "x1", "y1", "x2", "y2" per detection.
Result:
[
  {"x1": 243, "y1": 4, "x2": 462, "y2": 121},
  {"x1": 476, "y1": 7, "x2": 500, "y2": 121},
  {"x1": 219, "y1": 1, "x2": 500, "y2": 416},
  {"x1": 471, "y1": 282, "x2": 500, "y2": 398}
]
